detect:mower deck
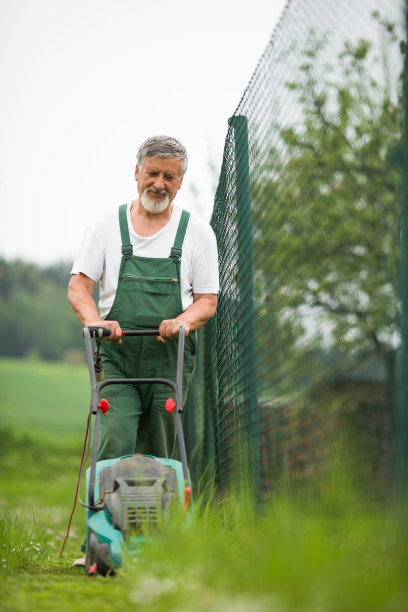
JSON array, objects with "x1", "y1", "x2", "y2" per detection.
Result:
[{"x1": 84, "y1": 453, "x2": 186, "y2": 575}]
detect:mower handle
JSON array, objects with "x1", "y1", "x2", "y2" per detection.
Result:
[
  {"x1": 84, "y1": 326, "x2": 162, "y2": 339},
  {"x1": 82, "y1": 325, "x2": 190, "y2": 509}
]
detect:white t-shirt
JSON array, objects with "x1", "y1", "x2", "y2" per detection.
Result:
[{"x1": 71, "y1": 204, "x2": 219, "y2": 318}]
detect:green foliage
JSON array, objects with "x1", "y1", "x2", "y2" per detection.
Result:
[
  {"x1": 255, "y1": 21, "x2": 403, "y2": 363},
  {"x1": 0, "y1": 259, "x2": 83, "y2": 361}
]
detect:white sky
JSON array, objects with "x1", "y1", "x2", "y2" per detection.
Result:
[{"x1": 0, "y1": 0, "x2": 287, "y2": 265}]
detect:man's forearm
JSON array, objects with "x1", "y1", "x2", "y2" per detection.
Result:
[
  {"x1": 68, "y1": 287, "x2": 99, "y2": 326},
  {"x1": 68, "y1": 274, "x2": 123, "y2": 343},
  {"x1": 68, "y1": 275, "x2": 100, "y2": 326},
  {"x1": 176, "y1": 294, "x2": 217, "y2": 331}
]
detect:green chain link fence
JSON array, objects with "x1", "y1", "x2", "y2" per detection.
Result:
[{"x1": 184, "y1": 0, "x2": 407, "y2": 503}]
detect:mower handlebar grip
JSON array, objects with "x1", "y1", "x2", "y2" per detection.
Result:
[{"x1": 84, "y1": 326, "x2": 112, "y2": 338}]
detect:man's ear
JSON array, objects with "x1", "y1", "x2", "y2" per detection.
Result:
[
  {"x1": 178, "y1": 175, "x2": 184, "y2": 190},
  {"x1": 135, "y1": 164, "x2": 140, "y2": 181}
]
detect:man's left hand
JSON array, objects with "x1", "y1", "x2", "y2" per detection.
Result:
[{"x1": 157, "y1": 319, "x2": 190, "y2": 344}]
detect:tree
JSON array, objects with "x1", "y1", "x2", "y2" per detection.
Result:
[
  {"x1": 0, "y1": 258, "x2": 83, "y2": 361},
  {"x1": 252, "y1": 15, "x2": 404, "y2": 401}
]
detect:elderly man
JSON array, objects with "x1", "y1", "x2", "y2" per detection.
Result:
[{"x1": 68, "y1": 134, "x2": 218, "y2": 463}]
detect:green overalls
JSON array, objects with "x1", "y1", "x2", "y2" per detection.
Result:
[{"x1": 97, "y1": 204, "x2": 197, "y2": 461}]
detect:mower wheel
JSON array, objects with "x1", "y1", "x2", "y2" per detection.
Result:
[{"x1": 85, "y1": 530, "x2": 114, "y2": 577}]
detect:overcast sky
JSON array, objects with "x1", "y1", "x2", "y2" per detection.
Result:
[{"x1": 0, "y1": 0, "x2": 287, "y2": 265}]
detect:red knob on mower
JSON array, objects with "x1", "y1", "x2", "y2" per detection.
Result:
[
  {"x1": 98, "y1": 398, "x2": 109, "y2": 414},
  {"x1": 184, "y1": 486, "x2": 191, "y2": 510},
  {"x1": 165, "y1": 398, "x2": 176, "y2": 413},
  {"x1": 88, "y1": 562, "x2": 97, "y2": 575}
]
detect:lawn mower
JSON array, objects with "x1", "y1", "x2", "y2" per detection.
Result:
[{"x1": 76, "y1": 325, "x2": 192, "y2": 576}]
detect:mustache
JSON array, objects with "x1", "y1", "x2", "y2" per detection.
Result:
[{"x1": 147, "y1": 187, "x2": 167, "y2": 195}]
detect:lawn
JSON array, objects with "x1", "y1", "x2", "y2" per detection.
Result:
[
  {"x1": 0, "y1": 357, "x2": 407, "y2": 611},
  {"x1": 0, "y1": 357, "x2": 89, "y2": 439}
]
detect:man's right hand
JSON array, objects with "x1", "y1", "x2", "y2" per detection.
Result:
[{"x1": 85, "y1": 319, "x2": 123, "y2": 344}]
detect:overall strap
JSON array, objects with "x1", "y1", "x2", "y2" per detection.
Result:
[
  {"x1": 118, "y1": 204, "x2": 133, "y2": 260},
  {"x1": 170, "y1": 210, "x2": 190, "y2": 263}
]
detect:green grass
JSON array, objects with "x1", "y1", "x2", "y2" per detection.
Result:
[
  {"x1": 0, "y1": 510, "x2": 48, "y2": 573},
  {"x1": 123, "y1": 497, "x2": 406, "y2": 612},
  {"x1": 0, "y1": 357, "x2": 89, "y2": 439},
  {"x1": 0, "y1": 358, "x2": 407, "y2": 611}
]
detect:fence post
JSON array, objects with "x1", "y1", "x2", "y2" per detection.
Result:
[
  {"x1": 228, "y1": 114, "x2": 261, "y2": 500},
  {"x1": 398, "y1": 0, "x2": 408, "y2": 505}
]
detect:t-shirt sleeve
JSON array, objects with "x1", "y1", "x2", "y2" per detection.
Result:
[
  {"x1": 70, "y1": 222, "x2": 105, "y2": 283},
  {"x1": 192, "y1": 224, "x2": 219, "y2": 294}
]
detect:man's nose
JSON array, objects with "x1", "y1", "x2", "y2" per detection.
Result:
[{"x1": 153, "y1": 175, "x2": 166, "y2": 191}]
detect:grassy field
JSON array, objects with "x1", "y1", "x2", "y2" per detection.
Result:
[
  {"x1": 0, "y1": 357, "x2": 407, "y2": 611},
  {"x1": 0, "y1": 358, "x2": 89, "y2": 439}
]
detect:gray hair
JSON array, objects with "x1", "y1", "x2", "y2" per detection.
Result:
[{"x1": 137, "y1": 135, "x2": 188, "y2": 177}]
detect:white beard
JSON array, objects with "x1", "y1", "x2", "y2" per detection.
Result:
[{"x1": 140, "y1": 188, "x2": 170, "y2": 214}]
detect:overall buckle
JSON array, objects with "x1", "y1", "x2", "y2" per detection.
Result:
[
  {"x1": 122, "y1": 244, "x2": 133, "y2": 260},
  {"x1": 170, "y1": 247, "x2": 182, "y2": 263}
]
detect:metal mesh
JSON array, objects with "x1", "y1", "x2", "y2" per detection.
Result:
[{"x1": 184, "y1": 0, "x2": 407, "y2": 501}]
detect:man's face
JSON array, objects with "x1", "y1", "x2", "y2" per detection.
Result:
[{"x1": 135, "y1": 157, "x2": 183, "y2": 214}]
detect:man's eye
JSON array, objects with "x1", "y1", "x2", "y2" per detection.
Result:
[{"x1": 165, "y1": 175, "x2": 175, "y2": 181}]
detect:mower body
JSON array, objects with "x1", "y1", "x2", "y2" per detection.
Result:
[{"x1": 84, "y1": 453, "x2": 186, "y2": 574}]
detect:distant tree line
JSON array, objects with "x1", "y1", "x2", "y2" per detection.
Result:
[{"x1": 0, "y1": 258, "x2": 86, "y2": 362}]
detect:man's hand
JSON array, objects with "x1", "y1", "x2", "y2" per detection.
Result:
[
  {"x1": 85, "y1": 319, "x2": 123, "y2": 344},
  {"x1": 157, "y1": 319, "x2": 190, "y2": 344},
  {"x1": 157, "y1": 294, "x2": 217, "y2": 344}
]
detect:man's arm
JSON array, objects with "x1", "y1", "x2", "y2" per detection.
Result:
[
  {"x1": 158, "y1": 293, "x2": 218, "y2": 343},
  {"x1": 68, "y1": 273, "x2": 123, "y2": 343}
]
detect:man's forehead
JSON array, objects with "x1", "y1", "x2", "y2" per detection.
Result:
[{"x1": 144, "y1": 156, "x2": 182, "y2": 171}]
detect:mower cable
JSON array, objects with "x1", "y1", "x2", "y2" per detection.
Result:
[{"x1": 59, "y1": 409, "x2": 91, "y2": 557}]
